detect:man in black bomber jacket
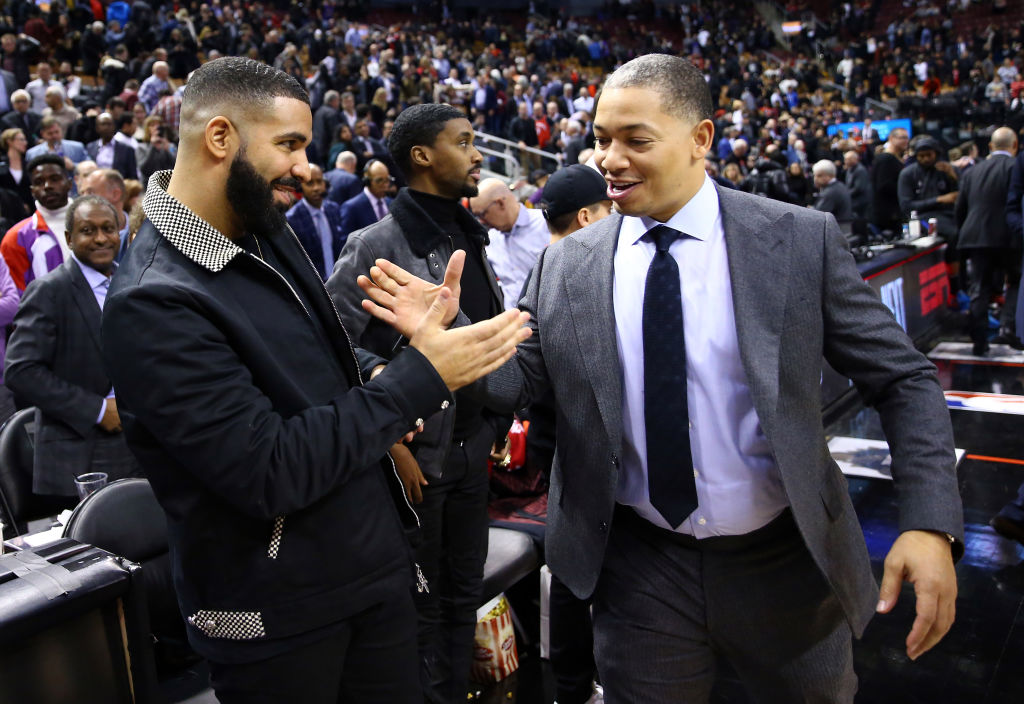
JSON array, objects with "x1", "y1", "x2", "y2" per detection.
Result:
[{"x1": 101, "y1": 58, "x2": 529, "y2": 702}]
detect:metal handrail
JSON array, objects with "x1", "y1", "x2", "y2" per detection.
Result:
[
  {"x1": 475, "y1": 143, "x2": 523, "y2": 182},
  {"x1": 474, "y1": 130, "x2": 562, "y2": 172},
  {"x1": 821, "y1": 80, "x2": 849, "y2": 97},
  {"x1": 865, "y1": 97, "x2": 896, "y2": 116}
]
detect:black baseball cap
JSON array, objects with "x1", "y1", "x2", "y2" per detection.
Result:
[{"x1": 540, "y1": 165, "x2": 609, "y2": 220}]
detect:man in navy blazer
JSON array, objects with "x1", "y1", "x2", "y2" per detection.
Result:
[
  {"x1": 285, "y1": 164, "x2": 346, "y2": 279},
  {"x1": 86, "y1": 112, "x2": 138, "y2": 181},
  {"x1": 340, "y1": 159, "x2": 392, "y2": 240}
]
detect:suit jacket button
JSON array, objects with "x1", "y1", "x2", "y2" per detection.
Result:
[
  {"x1": 599, "y1": 521, "x2": 608, "y2": 533},
  {"x1": 610, "y1": 454, "x2": 619, "y2": 467}
]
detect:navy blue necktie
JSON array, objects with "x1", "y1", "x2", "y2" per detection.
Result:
[{"x1": 643, "y1": 225, "x2": 697, "y2": 529}]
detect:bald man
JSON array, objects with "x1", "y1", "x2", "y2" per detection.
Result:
[
  {"x1": 955, "y1": 126, "x2": 1022, "y2": 354},
  {"x1": 139, "y1": 60, "x2": 170, "y2": 113},
  {"x1": 470, "y1": 177, "x2": 549, "y2": 309}
]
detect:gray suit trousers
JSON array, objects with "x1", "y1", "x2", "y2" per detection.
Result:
[{"x1": 593, "y1": 507, "x2": 857, "y2": 704}]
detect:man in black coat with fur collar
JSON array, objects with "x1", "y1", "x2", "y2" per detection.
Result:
[{"x1": 328, "y1": 103, "x2": 511, "y2": 704}]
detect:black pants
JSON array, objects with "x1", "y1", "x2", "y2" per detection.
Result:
[
  {"x1": 549, "y1": 571, "x2": 596, "y2": 704},
  {"x1": 208, "y1": 595, "x2": 420, "y2": 703},
  {"x1": 966, "y1": 247, "x2": 1021, "y2": 346},
  {"x1": 415, "y1": 423, "x2": 492, "y2": 703}
]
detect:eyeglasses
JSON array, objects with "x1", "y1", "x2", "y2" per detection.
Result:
[{"x1": 474, "y1": 199, "x2": 500, "y2": 221}]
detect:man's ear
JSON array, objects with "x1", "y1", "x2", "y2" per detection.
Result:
[
  {"x1": 577, "y1": 207, "x2": 591, "y2": 228},
  {"x1": 204, "y1": 115, "x2": 235, "y2": 161},
  {"x1": 410, "y1": 145, "x2": 430, "y2": 169},
  {"x1": 691, "y1": 119, "x2": 715, "y2": 159}
]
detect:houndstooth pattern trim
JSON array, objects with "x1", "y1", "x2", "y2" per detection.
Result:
[
  {"x1": 267, "y1": 516, "x2": 285, "y2": 559},
  {"x1": 142, "y1": 170, "x2": 245, "y2": 272},
  {"x1": 188, "y1": 609, "x2": 266, "y2": 640}
]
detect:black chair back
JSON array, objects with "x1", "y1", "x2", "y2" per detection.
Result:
[
  {"x1": 62, "y1": 478, "x2": 198, "y2": 676},
  {"x1": 0, "y1": 408, "x2": 68, "y2": 535}
]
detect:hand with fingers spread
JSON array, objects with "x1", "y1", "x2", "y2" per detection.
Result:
[
  {"x1": 410, "y1": 287, "x2": 531, "y2": 392},
  {"x1": 359, "y1": 251, "x2": 465, "y2": 338},
  {"x1": 875, "y1": 529, "x2": 958, "y2": 660}
]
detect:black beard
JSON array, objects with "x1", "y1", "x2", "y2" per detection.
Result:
[{"x1": 225, "y1": 146, "x2": 298, "y2": 239}]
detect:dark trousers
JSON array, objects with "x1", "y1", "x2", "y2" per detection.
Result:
[
  {"x1": 208, "y1": 595, "x2": 420, "y2": 703},
  {"x1": 592, "y1": 506, "x2": 855, "y2": 704},
  {"x1": 415, "y1": 423, "x2": 492, "y2": 703},
  {"x1": 0, "y1": 384, "x2": 15, "y2": 428},
  {"x1": 91, "y1": 431, "x2": 144, "y2": 483},
  {"x1": 966, "y1": 247, "x2": 1021, "y2": 345},
  {"x1": 549, "y1": 572, "x2": 596, "y2": 704}
]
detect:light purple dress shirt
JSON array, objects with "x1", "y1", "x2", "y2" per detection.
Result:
[
  {"x1": 71, "y1": 254, "x2": 116, "y2": 423},
  {"x1": 612, "y1": 175, "x2": 789, "y2": 537},
  {"x1": 485, "y1": 205, "x2": 549, "y2": 310}
]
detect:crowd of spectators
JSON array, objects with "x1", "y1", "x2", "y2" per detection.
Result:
[
  {"x1": 0, "y1": 1, "x2": 1017, "y2": 221},
  {"x1": 0, "y1": 2, "x2": 1020, "y2": 701}
]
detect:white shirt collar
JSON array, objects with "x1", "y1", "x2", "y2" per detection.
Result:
[{"x1": 621, "y1": 174, "x2": 720, "y2": 246}]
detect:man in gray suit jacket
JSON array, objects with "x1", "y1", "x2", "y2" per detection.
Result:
[
  {"x1": 955, "y1": 126, "x2": 1020, "y2": 355},
  {"x1": 359, "y1": 55, "x2": 962, "y2": 703},
  {"x1": 4, "y1": 195, "x2": 140, "y2": 498}
]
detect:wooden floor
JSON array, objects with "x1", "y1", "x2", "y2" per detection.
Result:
[{"x1": 477, "y1": 324, "x2": 1024, "y2": 703}]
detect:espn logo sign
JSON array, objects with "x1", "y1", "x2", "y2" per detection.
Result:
[{"x1": 918, "y1": 263, "x2": 948, "y2": 316}]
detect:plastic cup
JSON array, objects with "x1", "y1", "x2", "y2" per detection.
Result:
[{"x1": 74, "y1": 472, "x2": 108, "y2": 501}]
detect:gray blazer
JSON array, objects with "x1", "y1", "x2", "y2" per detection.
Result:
[
  {"x1": 479, "y1": 184, "x2": 962, "y2": 637},
  {"x1": 4, "y1": 258, "x2": 113, "y2": 495}
]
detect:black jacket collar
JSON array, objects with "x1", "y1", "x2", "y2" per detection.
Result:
[{"x1": 389, "y1": 187, "x2": 489, "y2": 257}]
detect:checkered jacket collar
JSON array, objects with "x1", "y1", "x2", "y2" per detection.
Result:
[{"x1": 142, "y1": 170, "x2": 244, "y2": 273}]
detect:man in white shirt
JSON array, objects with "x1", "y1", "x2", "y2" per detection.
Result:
[
  {"x1": 470, "y1": 177, "x2": 549, "y2": 310},
  {"x1": 25, "y1": 62, "x2": 60, "y2": 114}
]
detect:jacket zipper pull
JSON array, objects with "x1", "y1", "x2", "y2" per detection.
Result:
[{"x1": 416, "y1": 563, "x2": 430, "y2": 593}]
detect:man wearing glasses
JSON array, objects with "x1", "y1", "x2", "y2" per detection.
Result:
[
  {"x1": 340, "y1": 158, "x2": 393, "y2": 241},
  {"x1": 470, "y1": 177, "x2": 549, "y2": 311}
]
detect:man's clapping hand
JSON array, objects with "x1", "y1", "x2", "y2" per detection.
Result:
[
  {"x1": 408, "y1": 287, "x2": 530, "y2": 392},
  {"x1": 358, "y1": 250, "x2": 465, "y2": 336}
]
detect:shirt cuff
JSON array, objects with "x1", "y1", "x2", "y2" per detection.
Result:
[{"x1": 96, "y1": 398, "x2": 107, "y2": 424}]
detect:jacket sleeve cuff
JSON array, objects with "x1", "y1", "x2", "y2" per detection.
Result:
[
  {"x1": 355, "y1": 347, "x2": 388, "y2": 378},
  {"x1": 374, "y1": 345, "x2": 453, "y2": 427}
]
